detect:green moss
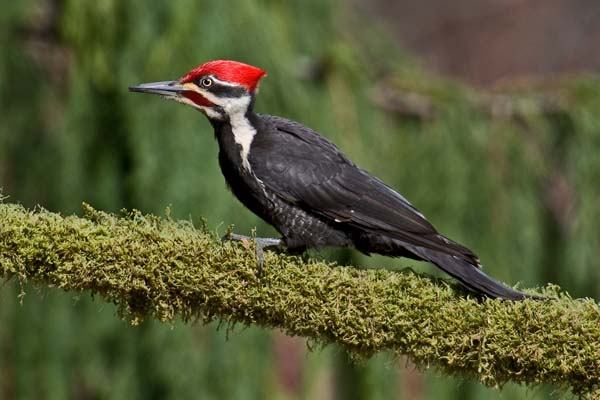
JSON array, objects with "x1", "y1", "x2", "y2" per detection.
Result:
[{"x1": 0, "y1": 202, "x2": 598, "y2": 397}]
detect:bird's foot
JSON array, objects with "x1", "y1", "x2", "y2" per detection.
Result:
[{"x1": 221, "y1": 233, "x2": 282, "y2": 273}]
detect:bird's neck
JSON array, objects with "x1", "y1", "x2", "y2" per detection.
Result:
[{"x1": 211, "y1": 107, "x2": 259, "y2": 171}]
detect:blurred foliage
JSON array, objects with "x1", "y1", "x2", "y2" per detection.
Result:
[{"x1": 0, "y1": 0, "x2": 598, "y2": 399}]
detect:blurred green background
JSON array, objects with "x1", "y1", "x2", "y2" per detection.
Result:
[{"x1": 1, "y1": 0, "x2": 599, "y2": 399}]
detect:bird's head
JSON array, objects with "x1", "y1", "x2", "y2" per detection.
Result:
[{"x1": 129, "y1": 60, "x2": 267, "y2": 120}]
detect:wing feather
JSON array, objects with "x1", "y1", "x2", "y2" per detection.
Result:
[{"x1": 250, "y1": 115, "x2": 474, "y2": 259}]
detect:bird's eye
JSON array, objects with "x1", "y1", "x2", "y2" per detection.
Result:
[{"x1": 200, "y1": 78, "x2": 213, "y2": 87}]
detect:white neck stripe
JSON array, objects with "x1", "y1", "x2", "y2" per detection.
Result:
[
  {"x1": 197, "y1": 91, "x2": 255, "y2": 170},
  {"x1": 181, "y1": 84, "x2": 255, "y2": 170},
  {"x1": 230, "y1": 113, "x2": 256, "y2": 170}
]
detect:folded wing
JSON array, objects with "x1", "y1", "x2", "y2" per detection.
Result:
[{"x1": 251, "y1": 115, "x2": 476, "y2": 262}]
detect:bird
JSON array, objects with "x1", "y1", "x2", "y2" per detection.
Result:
[{"x1": 129, "y1": 59, "x2": 534, "y2": 300}]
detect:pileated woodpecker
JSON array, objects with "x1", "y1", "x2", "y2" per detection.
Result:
[{"x1": 130, "y1": 60, "x2": 534, "y2": 300}]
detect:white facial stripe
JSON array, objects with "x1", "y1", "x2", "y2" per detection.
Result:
[
  {"x1": 166, "y1": 95, "x2": 224, "y2": 120},
  {"x1": 182, "y1": 78, "x2": 241, "y2": 93},
  {"x1": 197, "y1": 91, "x2": 256, "y2": 170},
  {"x1": 210, "y1": 76, "x2": 242, "y2": 87},
  {"x1": 169, "y1": 95, "x2": 201, "y2": 108},
  {"x1": 180, "y1": 81, "x2": 256, "y2": 170},
  {"x1": 195, "y1": 89, "x2": 249, "y2": 111},
  {"x1": 202, "y1": 107, "x2": 224, "y2": 119}
]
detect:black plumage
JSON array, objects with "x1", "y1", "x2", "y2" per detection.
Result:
[
  {"x1": 129, "y1": 59, "x2": 536, "y2": 301},
  {"x1": 213, "y1": 113, "x2": 531, "y2": 300}
]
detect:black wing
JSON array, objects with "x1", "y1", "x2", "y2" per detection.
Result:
[
  {"x1": 249, "y1": 115, "x2": 532, "y2": 300},
  {"x1": 251, "y1": 115, "x2": 474, "y2": 260}
]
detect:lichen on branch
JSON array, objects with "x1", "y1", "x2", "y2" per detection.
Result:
[{"x1": 0, "y1": 202, "x2": 598, "y2": 398}]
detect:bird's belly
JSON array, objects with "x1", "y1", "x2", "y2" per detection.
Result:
[
  {"x1": 218, "y1": 151, "x2": 349, "y2": 250},
  {"x1": 263, "y1": 195, "x2": 348, "y2": 250},
  {"x1": 231, "y1": 180, "x2": 349, "y2": 250}
]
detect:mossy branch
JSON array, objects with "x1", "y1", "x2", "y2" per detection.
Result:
[{"x1": 0, "y1": 202, "x2": 599, "y2": 398}]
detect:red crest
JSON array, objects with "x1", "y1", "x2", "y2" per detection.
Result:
[{"x1": 180, "y1": 60, "x2": 267, "y2": 91}]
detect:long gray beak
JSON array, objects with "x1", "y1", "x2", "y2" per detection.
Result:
[{"x1": 128, "y1": 80, "x2": 186, "y2": 97}]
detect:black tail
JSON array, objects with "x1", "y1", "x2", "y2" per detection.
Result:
[{"x1": 410, "y1": 247, "x2": 538, "y2": 300}]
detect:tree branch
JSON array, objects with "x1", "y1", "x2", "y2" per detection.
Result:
[{"x1": 0, "y1": 202, "x2": 598, "y2": 398}]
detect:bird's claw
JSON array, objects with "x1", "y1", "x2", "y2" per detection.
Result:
[
  {"x1": 222, "y1": 233, "x2": 282, "y2": 274},
  {"x1": 221, "y1": 233, "x2": 252, "y2": 247}
]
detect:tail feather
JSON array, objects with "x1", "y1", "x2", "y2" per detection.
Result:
[{"x1": 409, "y1": 247, "x2": 536, "y2": 300}]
